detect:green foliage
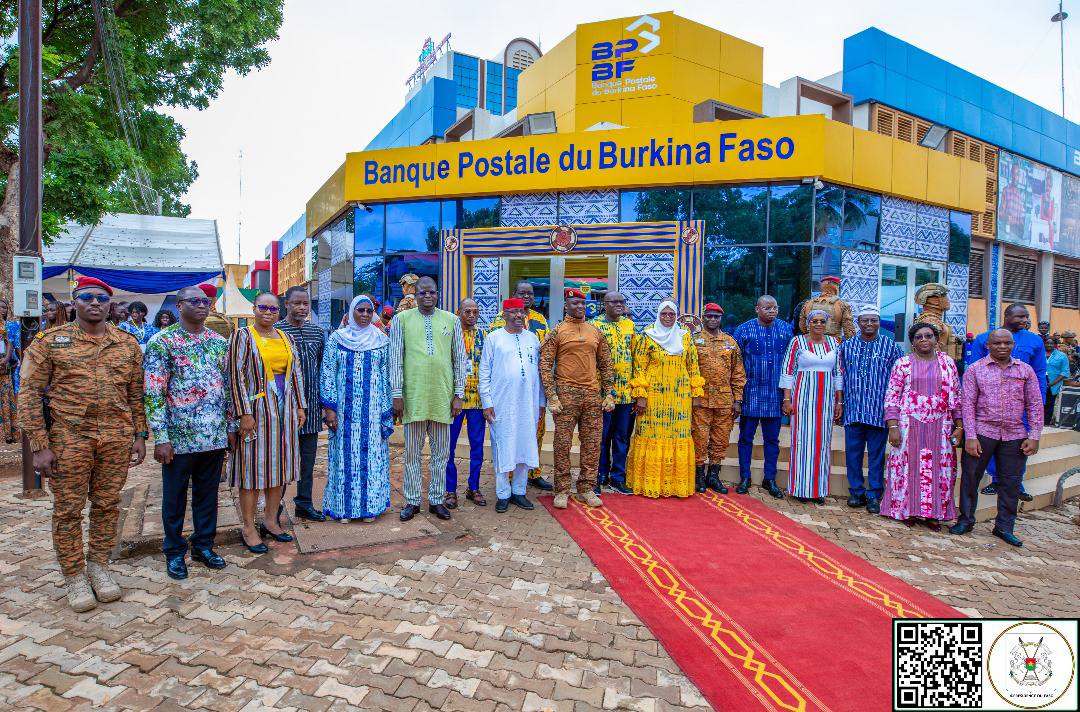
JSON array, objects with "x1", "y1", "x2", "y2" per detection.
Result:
[{"x1": 0, "y1": 0, "x2": 284, "y2": 241}]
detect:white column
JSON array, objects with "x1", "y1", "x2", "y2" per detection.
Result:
[{"x1": 1037, "y1": 252, "x2": 1054, "y2": 323}]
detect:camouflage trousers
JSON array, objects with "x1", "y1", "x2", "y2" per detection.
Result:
[
  {"x1": 552, "y1": 385, "x2": 603, "y2": 495},
  {"x1": 692, "y1": 406, "x2": 735, "y2": 466},
  {"x1": 49, "y1": 427, "x2": 131, "y2": 577}
]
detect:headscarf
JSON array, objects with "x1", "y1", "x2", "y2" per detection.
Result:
[
  {"x1": 806, "y1": 308, "x2": 831, "y2": 322},
  {"x1": 336, "y1": 295, "x2": 389, "y2": 352},
  {"x1": 643, "y1": 299, "x2": 685, "y2": 355}
]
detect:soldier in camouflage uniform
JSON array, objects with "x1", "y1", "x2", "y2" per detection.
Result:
[
  {"x1": 17, "y1": 277, "x2": 147, "y2": 612},
  {"x1": 540, "y1": 289, "x2": 615, "y2": 509},
  {"x1": 692, "y1": 303, "x2": 747, "y2": 494},
  {"x1": 798, "y1": 276, "x2": 856, "y2": 341}
]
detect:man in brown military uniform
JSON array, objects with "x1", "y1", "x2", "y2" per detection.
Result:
[
  {"x1": 396, "y1": 273, "x2": 419, "y2": 313},
  {"x1": 692, "y1": 303, "x2": 747, "y2": 494},
  {"x1": 18, "y1": 276, "x2": 147, "y2": 612},
  {"x1": 913, "y1": 282, "x2": 958, "y2": 357},
  {"x1": 799, "y1": 276, "x2": 855, "y2": 341},
  {"x1": 540, "y1": 289, "x2": 615, "y2": 509}
]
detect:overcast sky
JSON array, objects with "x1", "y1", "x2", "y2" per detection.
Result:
[{"x1": 166, "y1": 0, "x2": 1080, "y2": 264}]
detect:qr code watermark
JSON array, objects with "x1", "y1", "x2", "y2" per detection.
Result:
[{"x1": 895, "y1": 621, "x2": 983, "y2": 709}]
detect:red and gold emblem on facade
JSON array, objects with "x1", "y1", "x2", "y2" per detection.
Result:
[
  {"x1": 681, "y1": 225, "x2": 700, "y2": 245},
  {"x1": 444, "y1": 234, "x2": 459, "y2": 252},
  {"x1": 678, "y1": 314, "x2": 702, "y2": 334},
  {"x1": 549, "y1": 225, "x2": 578, "y2": 253}
]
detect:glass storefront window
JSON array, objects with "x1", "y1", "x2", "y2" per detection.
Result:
[
  {"x1": 768, "y1": 184, "x2": 812, "y2": 243},
  {"x1": 811, "y1": 246, "x2": 842, "y2": 288},
  {"x1": 353, "y1": 256, "x2": 384, "y2": 305},
  {"x1": 386, "y1": 201, "x2": 441, "y2": 252},
  {"x1": 767, "y1": 246, "x2": 812, "y2": 324},
  {"x1": 814, "y1": 186, "x2": 845, "y2": 246},
  {"x1": 694, "y1": 185, "x2": 767, "y2": 246},
  {"x1": 842, "y1": 189, "x2": 880, "y2": 250},
  {"x1": 620, "y1": 189, "x2": 690, "y2": 222},
  {"x1": 354, "y1": 204, "x2": 384, "y2": 255},
  {"x1": 385, "y1": 253, "x2": 440, "y2": 309},
  {"x1": 702, "y1": 245, "x2": 766, "y2": 329},
  {"x1": 949, "y1": 210, "x2": 972, "y2": 264},
  {"x1": 443, "y1": 198, "x2": 500, "y2": 229},
  {"x1": 454, "y1": 54, "x2": 479, "y2": 109}
]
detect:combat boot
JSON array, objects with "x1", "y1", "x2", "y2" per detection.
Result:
[
  {"x1": 694, "y1": 465, "x2": 707, "y2": 493},
  {"x1": 706, "y1": 465, "x2": 728, "y2": 494},
  {"x1": 66, "y1": 573, "x2": 96, "y2": 612},
  {"x1": 86, "y1": 561, "x2": 122, "y2": 602}
]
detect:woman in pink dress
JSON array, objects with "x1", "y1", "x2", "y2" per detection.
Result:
[{"x1": 882, "y1": 322, "x2": 963, "y2": 530}]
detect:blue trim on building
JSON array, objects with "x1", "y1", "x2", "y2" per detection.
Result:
[
  {"x1": 843, "y1": 28, "x2": 1080, "y2": 176},
  {"x1": 366, "y1": 77, "x2": 458, "y2": 151}
]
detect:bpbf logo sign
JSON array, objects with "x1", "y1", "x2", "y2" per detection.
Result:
[{"x1": 591, "y1": 14, "x2": 660, "y2": 80}]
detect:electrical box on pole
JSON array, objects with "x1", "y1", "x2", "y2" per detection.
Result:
[{"x1": 12, "y1": 255, "x2": 42, "y2": 318}]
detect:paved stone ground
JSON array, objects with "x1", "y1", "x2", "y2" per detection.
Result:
[{"x1": 0, "y1": 440, "x2": 1078, "y2": 711}]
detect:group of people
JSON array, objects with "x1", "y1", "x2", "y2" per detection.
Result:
[{"x1": 16, "y1": 270, "x2": 1052, "y2": 613}]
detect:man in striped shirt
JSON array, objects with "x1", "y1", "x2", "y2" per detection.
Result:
[
  {"x1": 275, "y1": 287, "x2": 327, "y2": 522},
  {"x1": 732, "y1": 295, "x2": 791, "y2": 499},
  {"x1": 838, "y1": 305, "x2": 903, "y2": 513}
]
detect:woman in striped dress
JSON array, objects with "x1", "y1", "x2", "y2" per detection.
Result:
[
  {"x1": 780, "y1": 310, "x2": 843, "y2": 503},
  {"x1": 228, "y1": 292, "x2": 307, "y2": 553}
]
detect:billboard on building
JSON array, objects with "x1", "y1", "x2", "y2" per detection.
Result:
[
  {"x1": 996, "y1": 150, "x2": 1061, "y2": 252},
  {"x1": 1060, "y1": 174, "x2": 1080, "y2": 259}
]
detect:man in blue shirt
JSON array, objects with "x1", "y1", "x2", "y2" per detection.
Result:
[
  {"x1": 969, "y1": 303, "x2": 1046, "y2": 499},
  {"x1": 838, "y1": 305, "x2": 903, "y2": 514},
  {"x1": 732, "y1": 295, "x2": 791, "y2": 499}
]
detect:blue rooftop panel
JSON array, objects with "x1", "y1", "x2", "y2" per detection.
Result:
[
  {"x1": 906, "y1": 47, "x2": 947, "y2": 92},
  {"x1": 1012, "y1": 124, "x2": 1041, "y2": 158},
  {"x1": 1042, "y1": 112, "x2": 1067, "y2": 143},
  {"x1": 883, "y1": 69, "x2": 908, "y2": 108},
  {"x1": 842, "y1": 28, "x2": 888, "y2": 71},
  {"x1": 982, "y1": 82, "x2": 1013, "y2": 118},
  {"x1": 945, "y1": 65, "x2": 982, "y2": 105},
  {"x1": 907, "y1": 81, "x2": 947, "y2": 125},
  {"x1": 980, "y1": 109, "x2": 1012, "y2": 147},
  {"x1": 885, "y1": 35, "x2": 907, "y2": 74},
  {"x1": 1012, "y1": 96, "x2": 1042, "y2": 132},
  {"x1": 842, "y1": 62, "x2": 885, "y2": 104},
  {"x1": 946, "y1": 98, "x2": 981, "y2": 137},
  {"x1": 1040, "y1": 135, "x2": 1066, "y2": 168}
]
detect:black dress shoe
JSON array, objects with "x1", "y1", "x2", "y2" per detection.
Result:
[
  {"x1": 191, "y1": 548, "x2": 226, "y2": 569},
  {"x1": 429, "y1": 503, "x2": 452, "y2": 520},
  {"x1": 992, "y1": 528, "x2": 1023, "y2": 547},
  {"x1": 948, "y1": 522, "x2": 974, "y2": 535},
  {"x1": 762, "y1": 480, "x2": 784, "y2": 499},
  {"x1": 165, "y1": 555, "x2": 188, "y2": 580},
  {"x1": 259, "y1": 523, "x2": 294, "y2": 543},
  {"x1": 1018, "y1": 491, "x2": 1033, "y2": 502},
  {"x1": 981, "y1": 484, "x2": 997, "y2": 495},
  {"x1": 510, "y1": 494, "x2": 535, "y2": 510},
  {"x1": 847, "y1": 493, "x2": 867, "y2": 508},
  {"x1": 865, "y1": 497, "x2": 881, "y2": 514},
  {"x1": 294, "y1": 504, "x2": 326, "y2": 522},
  {"x1": 400, "y1": 503, "x2": 420, "y2": 521},
  {"x1": 706, "y1": 465, "x2": 728, "y2": 494},
  {"x1": 528, "y1": 476, "x2": 554, "y2": 491},
  {"x1": 735, "y1": 478, "x2": 750, "y2": 494},
  {"x1": 495, "y1": 498, "x2": 509, "y2": 513}
]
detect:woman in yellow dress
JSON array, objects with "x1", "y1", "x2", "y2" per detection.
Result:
[{"x1": 626, "y1": 300, "x2": 704, "y2": 498}]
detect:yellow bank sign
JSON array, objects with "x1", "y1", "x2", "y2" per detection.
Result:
[{"x1": 343, "y1": 115, "x2": 828, "y2": 202}]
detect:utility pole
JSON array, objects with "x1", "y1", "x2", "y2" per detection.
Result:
[
  {"x1": 18, "y1": 0, "x2": 43, "y2": 495},
  {"x1": 1052, "y1": 2, "x2": 1069, "y2": 118}
]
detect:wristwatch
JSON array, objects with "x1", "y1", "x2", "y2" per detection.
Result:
[{"x1": 135, "y1": 431, "x2": 149, "y2": 439}]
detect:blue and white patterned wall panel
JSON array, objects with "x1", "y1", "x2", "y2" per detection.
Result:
[
  {"x1": 915, "y1": 205, "x2": 949, "y2": 262},
  {"x1": 472, "y1": 257, "x2": 500, "y2": 331},
  {"x1": 988, "y1": 242, "x2": 1001, "y2": 328},
  {"x1": 500, "y1": 192, "x2": 557, "y2": 227},
  {"x1": 618, "y1": 254, "x2": 675, "y2": 329},
  {"x1": 946, "y1": 263, "x2": 969, "y2": 333},
  {"x1": 558, "y1": 189, "x2": 618, "y2": 224},
  {"x1": 879, "y1": 196, "x2": 918, "y2": 257},
  {"x1": 840, "y1": 249, "x2": 880, "y2": 313},
  {"x1": 317, "y1": 268, "x2": 332, "y2": 329}
]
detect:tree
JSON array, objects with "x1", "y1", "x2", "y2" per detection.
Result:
[{"x1": 0, "y1": 0, "x2": 284, "y2": 297}]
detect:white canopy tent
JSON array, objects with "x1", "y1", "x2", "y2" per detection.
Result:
[{"x1": 43, "y1": 213, "x2": 225, "y2": 317}]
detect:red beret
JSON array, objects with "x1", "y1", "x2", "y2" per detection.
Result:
[
  {"x1": 197, "y1": 284, "x2": 218, "y2": 301},
  {"x1": 502, "y1": 298, "x2": 525, "y2": 310},
  {"x1": 821, "y1": 276, "x2": 841, "y2": 284},
  {"x1": 381, "y1": 305, "x2": 394, "y2": 318},
  {"x1": 72, "y1": 276, "x2": 113, "y2": 296},
  {"x1": 703, "y1": 303, "x2": 724, "y2": 314},
  {"x1": 564, "y1": 288, "x2": 586, "y2": 300}
]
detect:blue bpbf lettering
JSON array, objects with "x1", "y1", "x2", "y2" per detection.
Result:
[{"x1": 591, "y1": 39, "x2": 638, "y2": 81}]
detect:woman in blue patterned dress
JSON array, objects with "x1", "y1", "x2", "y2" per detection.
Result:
[
  {"x1": 320, "y1": 294, "x2": 393, "y2": 522},
  {"x1": 779, "y1": 309, "x2": 844, "y2": 503}
]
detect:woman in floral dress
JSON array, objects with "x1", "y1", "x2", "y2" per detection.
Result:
[{"x1": 881, "y1": 322, "x2": 963, "y2": 530}]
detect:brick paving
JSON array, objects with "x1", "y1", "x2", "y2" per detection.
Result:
[{"x1": 0, "y1": 440, "x2": 1077, "y2": 711}]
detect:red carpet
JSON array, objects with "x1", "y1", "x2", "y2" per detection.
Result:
[{"x1": 542, "y1": 491, "x2": 960, "y2": 712}]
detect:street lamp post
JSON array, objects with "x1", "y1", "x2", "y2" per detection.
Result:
[{"x1": 1052, "y1": 2, "x2": 1069, "y2": 119}]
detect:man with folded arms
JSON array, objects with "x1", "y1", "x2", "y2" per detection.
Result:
[{"x1": 950, "y1": 329, "x2": 1043, "y2": 547}]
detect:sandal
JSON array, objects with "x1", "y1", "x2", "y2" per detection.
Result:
[
  {"x1": 466, "y1": 489, "x2": 487, "y2": 506},
  {"x1": 445, "y1": 492, "x2": 458, "y2": 509}
]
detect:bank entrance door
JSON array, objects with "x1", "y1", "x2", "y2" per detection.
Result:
[
  {"x1": 880, "y1": 256, "x2": 944, "y2": 350},
  {"x1": 501, "y1": 255, "x2": 616, "y2": 323}
]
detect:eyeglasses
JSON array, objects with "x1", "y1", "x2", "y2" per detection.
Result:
[
  {"x1": 913, "y1": 333, "x2": 937, "y2": 341},
  {"x1": 74, "y1": 294, "x2": 111, "y2": 304},
  {"x1": 181, "y1": 298, "x2": 212, "y2": 307},
  {"x1": 255, "y1": 304, "x2": 280, "y2": 313}
]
